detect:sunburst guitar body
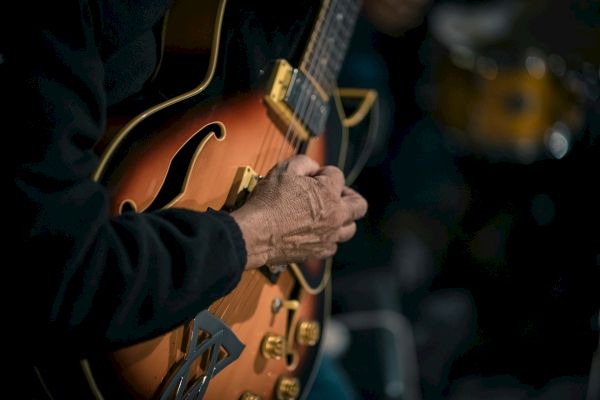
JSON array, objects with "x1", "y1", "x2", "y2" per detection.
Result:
[{"x1": 35, "y1": 0, "x2": 364, "y2": 399}]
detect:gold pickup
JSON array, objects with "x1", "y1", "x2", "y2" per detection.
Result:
[{"x1": 263, "y1": 59, "x2": 329, "y2": 142}]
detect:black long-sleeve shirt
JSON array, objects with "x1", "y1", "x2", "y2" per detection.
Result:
[{"x1": 7, "y1": 0, "x2": 247, "y2": 356}]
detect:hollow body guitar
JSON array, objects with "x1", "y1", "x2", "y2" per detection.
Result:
[{"x1": 38, "y1": 0, "x2": 363, "y2": 399}]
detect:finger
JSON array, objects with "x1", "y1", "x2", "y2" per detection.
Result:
[
  {"x1": 342, "y1": 187, "x2": 368, "y2": 220},
  {"x1": 319, "y1": 242, "x2": 338, "y2": 259},
  {"x1": 285, "y1": 154, "x2": 321, "y2": 176},
  {"x1": 337, "y1": 222, "x2": 357, "y2": 243},
  {"x1": 315, "y1": 165, "x2": 345, "y2": 192}
]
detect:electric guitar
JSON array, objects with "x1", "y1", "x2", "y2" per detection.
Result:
[{"x1": 35, "y1": 0, "x2": 364, "y2": 398}]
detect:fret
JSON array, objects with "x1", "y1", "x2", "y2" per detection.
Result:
[
  {"x1": 279, "y1": 0, "x2": 360, "y2": 138},
  {"x1": 301, "y1": 0, "x2": 362, "y2": 97}
]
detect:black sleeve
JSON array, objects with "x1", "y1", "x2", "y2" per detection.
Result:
[{"x1": 6, "y1": 1, "x2": 246, "y2": 354}]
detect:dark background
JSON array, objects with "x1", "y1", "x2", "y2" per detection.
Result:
[{"x1": 326, "y1": 0, "x2": 600, "y2": 398}]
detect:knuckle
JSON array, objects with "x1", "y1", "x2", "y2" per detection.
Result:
[
  {"x1": 331, "y1": 207, "x2": 347, "y2": 225},
  {"x1": 326, "y1": 166, "x2": 344, "y2": 182}
]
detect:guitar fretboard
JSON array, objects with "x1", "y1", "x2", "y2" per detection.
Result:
[{"x1": 300, "y1": 0, "x2": 362, "y2": 98}]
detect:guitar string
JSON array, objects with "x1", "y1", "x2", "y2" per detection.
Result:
[
  {"x1": 210, "y1": 276, "x2": 242, "y2": 318},
  {"x1": 217, "y1": 1, "x2": 361, "y2": 326},
  {"x1": 254, "y1": 121, "x2": 277, "y2": 174},
  {"x1": 272, "y1": 0, "x2": 338, "y2": 166},
  {"x1": 221, "y1": 275, "x2": 264, "y2": 345},
  {"x1": 215, "y1": 270, "x2": 263, "y2": 321},
  {"x1": 209, "y1": 297, "x2": 227, "y2": 318},
  {"x1": 183, "y1": 4, "x2": 366, "y2": 390},
  {"x1": 212, "y1": 274, "x2": 244, "y2": 320},
  {"x1": 212, "y1": 109, "x2": 278, "y2": 320},
  {"x1": 154, "y1": 1, "x2": 361, "y2": 386},
  {"x1": 292, "y1": 0, "x2": 342, "y2": 156},
  {"x1": 293, "y1": 0, "x2": 342, "y2": 155},
  {"x1": 204, "y1": 273, "x2": 262, "y2": 374},
  {"x1": 283, "y1": 0, "x2": 360, "y2": 302},
  {"x1": 218, "y1": 0, "x2": 361, "y2": 322},
  {"x1": 255, "y1": 118, "x2": 280, "y2": 177},
  {"x1": 285, "y1": 0, "x2": 362, "y2": 295},
  {"x1": 180, "y1": 7, "x2": 363, "y2": 388},
  {"x1": 238, "y1": 271, "x2": 266, "y2": 322},
  {"x1": 234, "y1": 0, "x2": 341, "y2": 197},
  {"x1": 273, "y1": 2, "x2": 342, "y2": 310},
  {"x1": 217, "y1": 2, "x2": 342, "y2": 322},
  {"x1": 257, "y1": 10, "x2": 341, "y2": 175},
  {"x1": 217, "y1": 0, "x2": 344, "y2": 323},
  {"x1": 294, "y1": 0, "x2": 362, "y2": 156},
  {"x1": 257, "y1": 0, "x2": 343, "y2": 247},
  {"x1": 212, "y1": 269, "x2": 257, "y2": 320},
  {"x1": 294, "y1": 0, "x2": 360, "y2": 158}
]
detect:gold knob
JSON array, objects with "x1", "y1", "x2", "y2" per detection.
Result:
[
  {"x1": 276, "y1": 376, "x2": 300, "y2": 400},
  {"x1": 272, "y1": 298, "x2": 300, "y2": 313},
  {"x1": 261, "y1": 334, "x2": 285, "y2": 359},
  {"x1": 296, "y1": 321, "x2": 320, "y2": 346},
  {"x1": 239, "y1": 392, "x2": 262, "y2": 400}
]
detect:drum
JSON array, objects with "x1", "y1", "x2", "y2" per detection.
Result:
[{"x1": 426, "y1": 0, "x2": 598, "y2": 163}]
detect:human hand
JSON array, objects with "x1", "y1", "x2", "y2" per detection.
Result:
[
  {"x1": 230, "y1": 155, "x2": 368, "y2": 269},
  {"x1": 363, "y1": 0, "x2": 431, "y2": 36}
]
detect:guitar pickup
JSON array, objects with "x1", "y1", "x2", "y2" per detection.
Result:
[{"x1": 264, "y1": 59, "x2": 330, "y2": 142}]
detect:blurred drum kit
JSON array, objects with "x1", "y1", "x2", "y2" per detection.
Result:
[{"x1": 426, "y1": 0, "x2": 599, "y2": 163}]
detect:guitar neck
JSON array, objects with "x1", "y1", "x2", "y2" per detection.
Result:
[{"x1": 300, "y1": 0, "x2": 363, "y2": 97}]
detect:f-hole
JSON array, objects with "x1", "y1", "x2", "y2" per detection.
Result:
[{"x1": 145, "y1": 123, "x2": 224, "y2": 212}]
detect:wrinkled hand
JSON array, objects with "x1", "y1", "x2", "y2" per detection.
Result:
[{"x1": 231, "y1": 155, "x2": 368, "y2": 269}]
